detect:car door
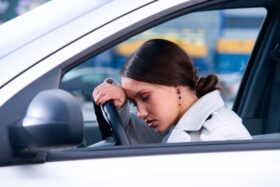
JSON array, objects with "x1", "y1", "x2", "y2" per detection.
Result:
[{"x1": 1, "y1": 0, "x2": 280, "y2": 186}]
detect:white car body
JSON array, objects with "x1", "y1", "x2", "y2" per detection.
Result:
[{"x1": 1, "y1": 150, "x2": 280, "y2": 187}]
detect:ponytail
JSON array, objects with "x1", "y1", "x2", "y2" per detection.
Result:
[{"x1": 195, "y1": 74, "x2": 219, "y2": 98}]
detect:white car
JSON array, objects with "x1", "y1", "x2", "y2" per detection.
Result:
[{"x1": 1, "y1": 0, "x2": 280, "y2": 186}]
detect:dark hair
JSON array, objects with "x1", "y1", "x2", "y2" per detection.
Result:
[{"x1": 120, "y1": 39, "x2": 218, "y2": 98}]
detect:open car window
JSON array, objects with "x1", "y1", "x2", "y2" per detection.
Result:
[
  {"x1": 61, "y1": 7, "x2": 267, "y2": 122},
  {"x1": 59, "y1": 7, "x2": 269, "y2": 148}
]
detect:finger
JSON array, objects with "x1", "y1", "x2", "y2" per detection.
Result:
[
  {"x1": 113, "y1": 100, "x2": 123, "y2": 108},
  {"x1": 93, "y1": 82, "x2": 123, "y2": 105},
  {"x1": 92, "y1": 84, "x2": 102, "y2": 99},
  {"x1": 97, "y1": 92, "x2": 114, "y2": 105},
  {"x1": 93, "y1": 87, "x2": 107, "y2": 104},
  {"x1": 95, "y1": 91, "x2": 108, "y2": 104},
  {"x1": 92, "y1": 82, "x2": 110, "y2": 101}
]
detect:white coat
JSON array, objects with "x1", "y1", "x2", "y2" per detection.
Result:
[
  {"x1": 162, "y1": 90, "x2": 251, "y2": 143},
  {"x1": 113, "y1": 79, "x2": 251, "y2": 144}
]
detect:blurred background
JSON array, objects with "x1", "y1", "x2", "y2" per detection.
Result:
[
  {"x1": 0, "y1": 0, "x2": 266, "y2": 120},
  {"x1": 0, "y1": 0, "x2": 48, "y2": 23}
]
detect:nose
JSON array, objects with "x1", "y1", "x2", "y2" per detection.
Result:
[{"x1": 136, "y1": 103, "x2": 148, "y2": 119}]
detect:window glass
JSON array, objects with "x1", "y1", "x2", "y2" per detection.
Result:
[{"x1": 61, "y1": 8, "x2": 266, "y2": 122}]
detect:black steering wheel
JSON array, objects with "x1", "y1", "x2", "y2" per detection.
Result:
[{"x1": 94, "y1": 100, "x2": 129, "y2": 145}]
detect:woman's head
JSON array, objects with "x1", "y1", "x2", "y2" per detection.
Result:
[
  {"x1": 121, "y1": 38, "x2": 197, "y2": 90},
  {"x1": 121, "y1": 39, "x2": 218, "y2": 97},
  {"x1": 120, "y1": 39, "x2": 218, "y2": 132}
]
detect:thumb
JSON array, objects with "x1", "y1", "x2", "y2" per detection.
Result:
[{"x1": 113, "y1": 100, "x2": 123, "y2": 109}]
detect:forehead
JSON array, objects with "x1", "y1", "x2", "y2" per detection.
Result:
[
  {"x1": 121, "y1": 77, "x2": 151, "y2": 91},
  {"x1": 121, "y1": 77, "x2": 173, "y2": 97}
]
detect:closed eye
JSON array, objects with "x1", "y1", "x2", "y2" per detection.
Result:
[{"x1": 141, "y1": 95, "x2": 149, "y2": 102}]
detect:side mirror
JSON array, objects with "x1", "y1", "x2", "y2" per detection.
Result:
[{"x1": 9, "y1": 89, "x2": 83, "y2": 151}]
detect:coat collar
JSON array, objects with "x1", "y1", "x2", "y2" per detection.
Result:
[
  {"x1": 162, "y1": 90, "x2": 225, "y2": 143},
  {"x1": 175, "y1": 90, "x2": 225, "y2": 131}
]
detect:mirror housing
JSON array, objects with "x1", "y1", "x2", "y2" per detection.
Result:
[{"x1": 9, "y1": 89, "x2": 83, "y2": 151}]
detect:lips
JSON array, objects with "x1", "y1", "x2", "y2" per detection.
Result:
[{"x1": 145, "y1": 119, "x2": 158, "y2": 128}]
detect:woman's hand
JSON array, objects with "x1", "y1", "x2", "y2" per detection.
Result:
[{"x1": 92, "y1": 79, "x2": 127, "y2": 108}]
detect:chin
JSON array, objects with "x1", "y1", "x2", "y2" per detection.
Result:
[{"x1": 154, "y1": 126, "x2": 168, "y2": 133}]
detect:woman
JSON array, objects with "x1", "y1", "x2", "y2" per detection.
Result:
[{"x1": 93, "y1": 39, "x2": 251, "y2": 144}]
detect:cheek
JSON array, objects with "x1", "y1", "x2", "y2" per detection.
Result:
[
  {"x1": 158, "y1": 102, "x2": 178, "y2": 120},
  {"x1": 145, "y1": 93, "x2": 178, "y2": 132},
  {"x1": 149, "y1": 94, "x2": 178, "y2": 122}
]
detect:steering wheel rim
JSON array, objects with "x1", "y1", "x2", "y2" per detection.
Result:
[{"x1": 101, "y1": 101, "x2": 130, "y2": 145}]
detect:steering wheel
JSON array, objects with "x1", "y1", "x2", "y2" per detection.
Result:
[{"x1": 100, "y1": 101, "x2": 130, "y2": 145}]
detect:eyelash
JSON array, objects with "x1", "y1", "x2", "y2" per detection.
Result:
[
  {"x1": 129, "y1": 95, "x2": 149, "y2": 107},
  {"x1": 141, "y1": 95, "x2": 149, "y2": 102}
]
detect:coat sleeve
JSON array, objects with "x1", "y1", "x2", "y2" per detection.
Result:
[{"x1": 117, "y1": 101, "x2": 163, "y2": 144}]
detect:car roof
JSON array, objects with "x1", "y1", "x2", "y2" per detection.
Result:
[
  {"x1": 0, "y1": 0, "x2": 155, "y2": 88},
  {"x1": 0, "y1": 0, "x2": 110, "y2": 59}
]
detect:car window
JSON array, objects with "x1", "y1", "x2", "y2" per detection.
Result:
[{"x1": 61, "y1": 8, "x2": 266, "y2": 122}]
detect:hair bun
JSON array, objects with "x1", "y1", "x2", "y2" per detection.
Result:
[{"x1": 195, "y1": 74, "x2": 219, "y2": 98}]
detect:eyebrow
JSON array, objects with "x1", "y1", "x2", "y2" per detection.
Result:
[
  {"x1": 127, "y1": 90, "x2": 145, "y2": 100},
  {"x1": 126, "y1": 92, "x2": 139, "y2": 101},
  {"x1": 135, "y1": 90, "x2": 150, "y2": 99},
  {"x1": 135, "y1": 91, "x2": 142, "y2": 98},
  {"x1": 125, "y1": 86, "x2": 151, "y2": 101}
]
